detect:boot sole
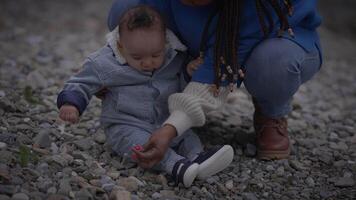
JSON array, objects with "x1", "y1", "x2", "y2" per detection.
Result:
[
  {"x1": 197, "y1": 145, "x2": 234, "y2": 179},
  {"x1": 257, "y1": 147, "x2": 291, "y2": 160}
]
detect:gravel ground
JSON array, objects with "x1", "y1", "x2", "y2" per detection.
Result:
[{"x1": 0, "y1": 0, "x2": 355, "y2": 199}]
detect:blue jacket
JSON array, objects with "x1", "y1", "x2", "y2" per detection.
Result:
[
  {"x1": 57, "y1": 29, "x2": 189, "y2": 131},
  {"x1": 108, "y1": 0, "x2": 322, "y2": 86}
]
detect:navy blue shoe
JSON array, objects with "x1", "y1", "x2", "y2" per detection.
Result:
[
  {"x1": 172, "y1": 159, "x2": 199, "y2": 187},
  {"x1": 193, "y1": 145, "x2": 234, "y2": 179}
]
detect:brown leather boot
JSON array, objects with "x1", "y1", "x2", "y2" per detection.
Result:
[{"x1": 253, "y1": 99, "x2": 290, "y2": 160}]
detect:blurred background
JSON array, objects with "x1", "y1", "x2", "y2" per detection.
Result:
[{"x1": 0, "y1": 1, "x2": 355, "y2": 199}]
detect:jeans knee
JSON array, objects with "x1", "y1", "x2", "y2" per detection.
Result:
[{"x1": 244, "y1": 39, "x2": 305, "y2": 101}]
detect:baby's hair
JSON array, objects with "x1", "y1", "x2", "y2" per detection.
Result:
[
  {"x1": 200, "y1": 0, "x2": 294, "y2": 90},
  {"x1": 118, "y1": 5, "x2": 165, "y2": 34}
]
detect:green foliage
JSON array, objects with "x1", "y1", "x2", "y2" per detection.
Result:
[
  {"x1": 23, "y1": 86, "x2": 40, "y2": 104},
  {"x1": 18, "y1": 145, "x2": 39, "y2": 167}
]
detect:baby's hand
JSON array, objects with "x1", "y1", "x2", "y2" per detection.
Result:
[
  {"x1": 187, "y1": 57, "x2": 203, "y2": 77},
  {"x1": 59, "y1": 105, "x2": 79, "y2": 124}
]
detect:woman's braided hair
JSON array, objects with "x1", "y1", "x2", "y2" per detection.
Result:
[{"x1": 199, "y1": 0, "x2": 294, "y2": 92}]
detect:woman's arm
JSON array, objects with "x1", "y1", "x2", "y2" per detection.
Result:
[{"x1": 134, "y1": 81, "x2": 230, "y2": 168}]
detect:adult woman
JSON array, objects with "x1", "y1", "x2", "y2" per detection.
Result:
[{"x1": 108, "y1": 0, "x2": 322, "y2": 167}]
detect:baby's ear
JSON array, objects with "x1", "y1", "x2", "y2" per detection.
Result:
[{"x1": 117, "y1": 41, "x2": 123, "y2": 49}]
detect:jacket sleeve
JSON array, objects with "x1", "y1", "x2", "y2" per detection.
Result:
[
  {"x1": 57, "y1": 58, "x2": 104, "y2": 115},
  {"x1": 163, "y1": 82, "x2": 230, "y2": 136}
]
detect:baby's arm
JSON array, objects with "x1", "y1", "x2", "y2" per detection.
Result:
[{"x1": 57, "y1": 58, "x2": 105, "y2": 122}]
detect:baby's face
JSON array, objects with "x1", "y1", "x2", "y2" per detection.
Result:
[{"x1": 119, "y1": 28, "x2": 165, "y2": 72}]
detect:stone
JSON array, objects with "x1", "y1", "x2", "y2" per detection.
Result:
[
  {"x1": 73, "y1": 138, "x2": 93, "y2": 151},
  {"x1": 94, "y1": 133, "x2": 106, "y2": 144},
  {"x1": 0, "y1": 184, "x2": 17, "y2": 195},
  {"x1": 305, "y1": 177, "x2": 315, "y2": 187},
  {"x1": 244, "y1": 143, "x2": 256, "y2": 157},
  {"x1": 33, "y1": 131, "x2": 51, "y2": 148},
  {"x1": 334, "y1": 177, "x2": 355, "y2": 187},
  {"x1": 225, "y1": 180, "x2": 234, "y2": 190},
  {"x1": 151, "y1": 192, "x2": 161, "y2": 199},
  {"x1": 58, "y1": 178, "x2": 71, "y2": 195},
  {"x1": 11, "y1": 193, "x2": 29, "y2": 200},
  {"x1": 242, "y1": 192, "x2": 258, "y2": 200},
  {"x1": 110, "y1": 189, "x2": 131, "y2": 200},
  {"x1": 118, "y1": 177, "x2": 139, "y2": 192},
  {"x1": 74, "y1": 188, "x2": 93, "y2": 200},
  {"x1": 0, "y1": 194, "x2": 10, "y2": 200},
  {"x1": 0, "y1": 142, "x2": 7, "y2": 150}
]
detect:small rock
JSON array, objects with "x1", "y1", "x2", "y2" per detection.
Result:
[
  {"x1": 160, "y1": 190, "x2": 176, "y2": 198},
  {"x1": 47, "y1": 187, "x2": 57, "y2": 194},
  {"x1": 276, "y1": 166, "x2": 285, "y2": 176},
  {"x1": 242, "y1": 192, "x2": 258, "y2": 200},
  {"x1": 151, "y1": 192, "x2": 161, "y2": 199},
  {"x1": 58, "y1": 178, "x2": 71, "y2": 195},
  {"x1": 0, "y1": 194, "x2": 10, "y2": 200},
  {"x1": 50, "y1": 143, "x2": 59, "y2": 154},
  {"x1": 265, "y1": 165, "x2": 275, "y2": 172},
  {"x1": 33, "y1": 131, "x2": 51, "y2": 148},
  {"x1": 244, "y1": 143, "x2": 256, "y2": 157},
  {"x1": 334, "y1": 177, "x2": 355, "y2": 187},
  {"x1": 110, "y1": 189, "x2": 131, "y2": 200},
  {"x1": 118, "y1": 177, "x2": 139, "y2": 192},
  {"x1": 225, "y1": 180, "x2": 234, "y2": 190},
  {"x1": 11, "y1": 193, "x2": 29, "y2": 200},
  {"x1": 0, "y1": 142, "x2": 7, "y2": 150},
  {"x1": 329, "y1": 142, "x2": 348, "y2": 151},
  {"x1": 289, "y1": 160, "x2": 306, "y2": 171},
  {"x1": 75, "y1": 188, "x2": 93, "y2": 200},
  {"x1": 0, "y1": 184, "x2": 17, "y2": 195},
  {"x1": 74, "y1": 138, "x2": 93, "y2": 151},
  {"x1": 94, "y1": 133, "x2": 106, "y2": 144},
  {"x1": 305, "y1": 177, "x2": 315, "y2": 187}
]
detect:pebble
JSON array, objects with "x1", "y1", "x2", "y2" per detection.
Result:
[
  {"x1": 225, "y1": 180, "x2": 234, "y2": 190},
  {"x1": 11, "y1": 193, "x2": 29, "y2": 200},
  {"x1": 118, "y1": 177, "x2": 139, "y2": 192},
  {"x1": 0, "y1": 142, "x2": 7, "y2": 150},
  {"x1": 110, "y1": 189, "x2": 131, "y2": 200},
  {"x1": 305, "y1": 177, "x2": 315, "y2": 187},
  {"x1": 334, "y1": 177, "x2": 355, "y2": 187},
  {"x1": 94, "y1": 133, "x2": 106, "y2": 144},
  {"x1": 244, "y1": 143, "x2": 257, "y2": 157},
  {"x1": 33, "y1": 131, "x2": 51, "y2": 148}
]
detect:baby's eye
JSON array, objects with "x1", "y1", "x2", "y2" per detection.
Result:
[
  {"x1": 152, "y1": 54, "x2": 161, "y2": 58},
  {"x1": 132, "y1": 56, "x2": 142, "y2": 60}
]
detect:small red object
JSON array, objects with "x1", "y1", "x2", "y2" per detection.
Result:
[{"x1": 131, "y1": 144, "x2": 143, "y2": 160}]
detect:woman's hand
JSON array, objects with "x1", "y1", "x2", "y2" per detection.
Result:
[
  {"x1": 187, "y1": 57, "x2": 203, "y2": 77},
  {"x1": 132, "y1": 124, "x2": 177, "y2": 169},
  {"x1": 59, "y1": 105, "x2": 79, "y2": 124}
]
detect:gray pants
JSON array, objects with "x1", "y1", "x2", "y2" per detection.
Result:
[{"x1": 105, "y1": 125, "x2": 203, "y2": 174}]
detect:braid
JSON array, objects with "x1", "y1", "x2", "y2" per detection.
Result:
[{"x1": 199, "y1": 0, "x2": 293, "y2": 94}]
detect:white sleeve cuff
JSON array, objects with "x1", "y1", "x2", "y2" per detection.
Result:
[{"x1": 163, "y1": 110, "x2": 193, "y2": 136}]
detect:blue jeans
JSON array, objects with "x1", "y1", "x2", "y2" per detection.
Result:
[{"x1": 244, "y1": 38, "x2": 321, "y2": 118}]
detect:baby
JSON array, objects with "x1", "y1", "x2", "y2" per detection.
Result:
[{"x1": 57, "y1": 5, "x2": 233, "y2": 187}]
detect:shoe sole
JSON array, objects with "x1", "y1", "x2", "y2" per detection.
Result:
[
  {"x1": 197, "y1": 145, "x2": 234, "y2": 180},
  {"x1": 183, "y1": 163, "x2": 199, "y2": 187},
  {"x1": 257, "y1": 147, "x2": 291, "y2": 160}
]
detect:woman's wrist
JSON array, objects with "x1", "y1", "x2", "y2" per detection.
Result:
[{"x1": 162, "y1": 124, "x2": 177, "y2": 139}]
